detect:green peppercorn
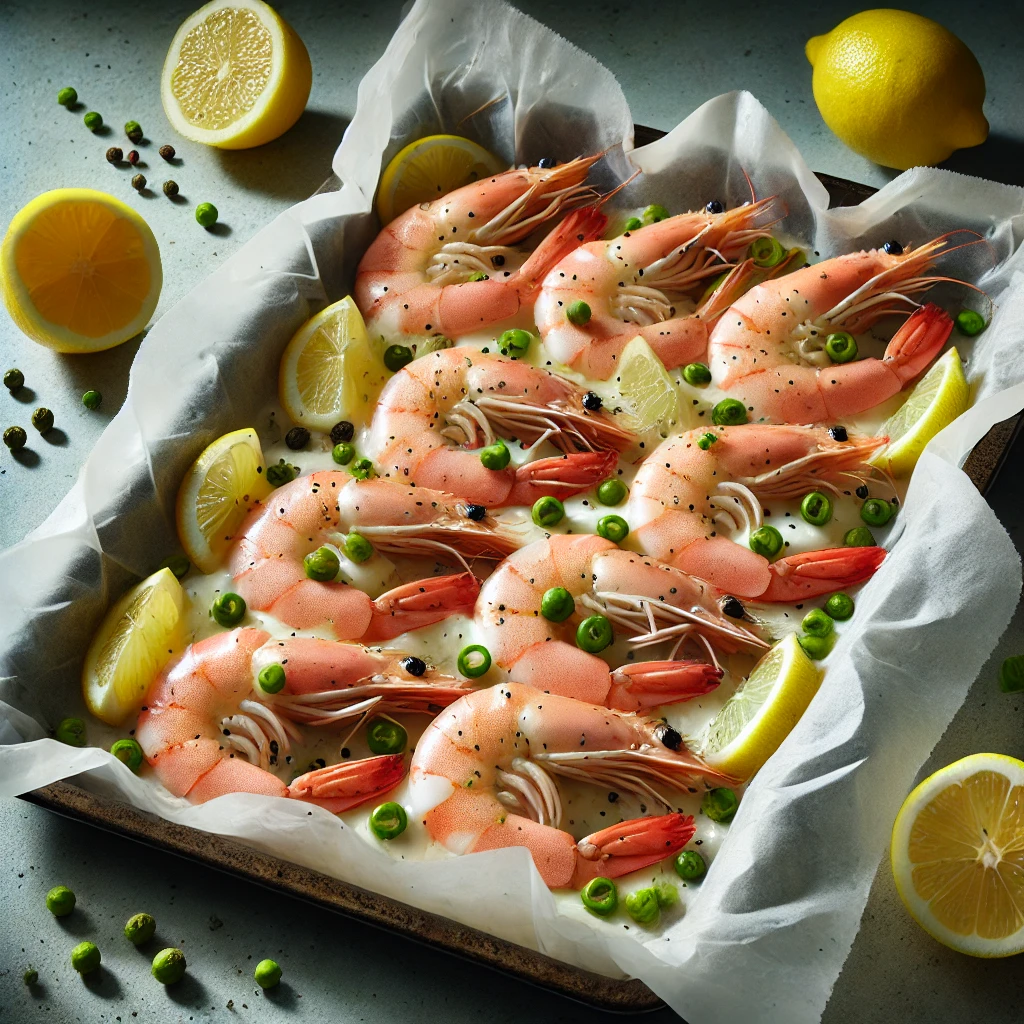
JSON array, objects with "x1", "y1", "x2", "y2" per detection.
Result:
[
  {"x1": 211, "y1": 592, "x2": 246, "y2": 627},
  {"x1": 642, "y1": 203, "x2": 670, "y2": 224},
  {"x1": 749, "y1": 524, "x2": 783, "y2": 559},
  {"x1": 674, "y1": 849, "x2": 706, "y2": 881},
  {"x1": 31, "y1": 407, "x2": 54, "y2": 433},
  {"x1": 195, "y1": 202, "x2": 218, "y2": 228},
  {"x1": 623, "y1": 216, "x2": 643, "y2": 232},
  {"x1": 46, "y1": 885, "x2": 76, "y2": 917},
  {"x1": 304, "y1": 546, "x2": 340, "y2": 581},
  {"x1": 124, "y1": 121, "x2": 143, "y2": 144},
  {"x1": 124, "y1": 912, "x2": 157, "y2": 945},
  {"x1": 801, "y1": 608, "x2": 834, "y2": 638},
  {"x1": 254, "y1": 959, "x2": 282, "y2": 989},
  {"x1": 596, "y1": 478, "x2": 627, "y2": 506},
  {"x1": 257, "y1": 663, "x2": 286, "y2": 695},
  {"x1": 349, "y1": 457, "x2": 374, "y2": 480},
  {"x1": 825, "y1": 331, "x2": 858, "y2": 363},
  {"x1": 624, "y1": 887, "x2": 660, "y2": 925},
  {"x1": 683, "y1": 362, "x2": 712, "y2": 386},
  {"x1": 71, "y1": 941, "x2": 101, "y2": 975},
  {"x1": 540, "y1": 586, "x2": 575, "y2": 623},
  {"x1": 332, "y1": 442, "x2": 355, "y2": 465},
  {"x1": 4, "y1": 368, "x2": 24, "y2": 391},
  {"x1": 860, "y1": 497, "x2": 895, "y2": 527},
  {"x1": 266, "y1": 459, "x2": 298, "y2": 487},
  {"x1": 467, "y1": 271, "x2": 488, "y2": 282},
  {"x1": 55, "y1": 718, "x2": 86, "y2": 746},
  {"x1": 844, "y1": 526, "x2": 876, "y2": 547},
  {"x1": 158, "y1": 554, "x2": 190, "y2": 579},
  {"x1": 131, "y1": 174, "x2": 147, "y2": 192},
  {"x1": 163, "y1": 180, "x2": 179, "y2": 198},
  {"x1": 702, "y1": 787, "x2": 738, "y2": 823},
  {"x1": 576, "y1": 614, "x2": 613, "y2": 653},
  {"x1": 111, "y1": 738, "x2": 144, "y2": 772},
  {"x1": 57, "y1": 87, "x2": 78, "y2": 107},
  {"x1": 711, "y1": 398, "x2": 748, "y2": 426},
  {"x1": 83, "y1": 111, "x2": 102, "y2": 131},
  {"x1": 4, "y1": 425, "x2": 28, "y2": 450},
  {"x1": 799, "y1": 632, "x2": 835, "y2": 660},
  {"x1": 998, "y1": 655, "x2": 1024, "y2": 693},
  {"x1": 479, "y1": 439, "x2": 511, "y2": 471},
  {"x1": 366, "y1": 717, "x2": 407, "y2": 755},
  {"x1": 531, "y1": 495, "x2": 565, "y2": 528},
  {"x1": 497, "y1": 329, "x2": 533, "y2": 358},
  {"x1": 82, "y1": 390, "x2": 102, "y2": 410},
  {"x1": 697, "y1": 432, "x2": 718, "y2": 451},
  {"x1": 566, "y1": 300, "x2": 591, "y2": 326},
  {"x1": 955, "y1": 309, "x2": 986, "y2": 336},
  {"x1": 151, "y1": 947, "x2": 186, "y2": 985},
  {"x1": 825, "y1": 592, "x2": 855, "y2": 621},
  {"x1": 23, "y1": 968, "x2": 38, "y2": 986},
  {"x1": 384, "y1": 344, "x2": 414, "y2": 372},
  {"x1": 596, "y1": 514, "x2": 629, "y2": 543},
  {"x1": 343, "y1": 532, "x2": 374, "y2": 563}
]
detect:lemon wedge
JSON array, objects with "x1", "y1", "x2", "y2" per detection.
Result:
[
  {"x1": 161, "y1": 0, "x2": 311, "y2": 149},
  {"x1": 279, "y1": 297, "x2": 389, "y2": 432},
  {"x1": 872, "y1": 347, "x2": 970, "y2": 477},
  {"x1": 376, "y1": 135, "x2": 506, "y2": 224},
  {"x1": 701, "y1": 633, "x2": 822, "y2": 781},
  {"x1": 1, "y1": 189, "x2": 161, "y2": 353},
  {"x1": 891, "y1": 753, "x2": 1024, "y2": 957},
  {"x1": 176, "y1": 427, "x2": 271, "y2": 574},
  {"x1": 83, "y1": 568, "x2": 185, "y2": 726},
  {"x1": 610, "y1": 336, "x2": 687, "y2": 446}
]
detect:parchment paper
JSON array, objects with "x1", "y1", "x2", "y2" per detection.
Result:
[{"x1": 2, "y1": 1, "x2": 1024, "y2": 1020}]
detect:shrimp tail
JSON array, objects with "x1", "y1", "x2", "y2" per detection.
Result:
[
  {"x1": 607, "y1": 661, "x2": 723, "y2": 712},
  {"x1": 571, "y1": 812, "x2": 696, "y2": 886},
  {"x1": 500, "y1": 450, "x2": 619, "y2": 507},
  {"x1": 759, "y1": 545, "x2": 886, "y2": 602},
  {"x1": 882, "y1": 302, "x2": 954, "y2": 385},
  {"x1": 287, "y1": 753, "x2": 405, "y2": 813},
  {"x1": 363, "y1": 571, "x2": 480, "y2": 642},
  {"x1": 517, "y1": 205, "x2": 609, "y2": 290}
]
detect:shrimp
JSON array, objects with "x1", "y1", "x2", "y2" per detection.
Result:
[
  {"x1": 229, "y1": 474, "x2": 483, "y2": 638},
  {"x1": 367, "y1": 346, "x2": 634, "y2": 507},
  {"x1": 475, "y1": 534, "x2": 767, "y2": 709},
  {"x1": 706, "y1": 238, "x2": 966, "y2": 422},
  {"x1": 409, "y1": 682, "x2": 732, "y2": 889},
  {"x1": 137, "y1": 628, "x2": 475, "y2": 808},
  {"x1": 627, "y1": 425, "x2": 888, "y2": 601},
  {"x1": 355, "y1": 156, "x2": 609, "y2": 346},
  {"x1": 534, "y1": 197, "x2": 800, "y2": 379}
]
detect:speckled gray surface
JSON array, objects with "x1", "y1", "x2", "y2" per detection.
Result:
[{"x1": 2, "y1": 1, "x2": 1024, "y2": 1021}]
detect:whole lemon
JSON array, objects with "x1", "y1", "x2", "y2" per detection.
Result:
[{"x1": 806, "y1": 10, "x2": 988, "y2": 170}]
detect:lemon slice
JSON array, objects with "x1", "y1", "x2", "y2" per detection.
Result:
[
  {"x1": 872, "y1": 347, "x2": 970, "y2": 477},
  {"x1": 83, "y1": 568, "x2": 186, "y2": 726},
  {"x1": 176, "y1": 427, "x2": 271, "y2": 573},
  {"x1": 376, "y1": 135, "x2": 506, "y2": 224},
  {"x1": 279, "y1": 297, "x2": 389, "y2": 431},
  {"x1": 701, "y1": 633, "x2": 822, "y2": 781},
  {"x1": 160, "y1": 0, "x2": 311, "y2": 149},
  {"x1": 611, "y1": 336, "x2": 687, "y2": 446},
  {"x1": 1, "y1": 189, "x2": 161, "y2": 353},
  {"x1": 891, "y1": 753, "x2": 1024, "y2": 957}
]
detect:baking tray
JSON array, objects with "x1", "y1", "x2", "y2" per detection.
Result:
[{"x1": 21, "y1": 123, "x2": 1022, "y2": 1014}]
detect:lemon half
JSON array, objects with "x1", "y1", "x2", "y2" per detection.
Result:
[{"x1": 892, "y1": 753, "x2": 1024, "y2": 957}]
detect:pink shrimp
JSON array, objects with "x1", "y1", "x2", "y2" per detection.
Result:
[
  {"x1": 706, "y1": 238, "x2": 966, "y2": 422},
  {"x1": 355, "y1": 156, "x2": 609, "y2": 346},
  {"x1": 229, "y1": 474, "x2": 482, "y2": 639},
  {"x1": 627, "y1": 424, "x2": 888, "y2": 601},
  {"x1": 475, "y1": 534, "x2": 767, "y2": 710},
  {"x1": 367, "y1": 346, "x2": 634, "y2": 507},
  {"x1": 409, "y1": 682, "x2": 732, "y2": 889},
  {"x1": 137, "y1": 628, "x2": 474, "y2": 809},
  {"x1": 534, "y1": 197, "x2": 801, "y2": 379}
]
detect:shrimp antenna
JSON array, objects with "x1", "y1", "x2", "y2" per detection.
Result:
[
  {"x1": 597, "y1": 167, "x2": 642, "y2": 209},
  {"x1": 739, "y1": 166, "x2": 757, "y2": 204},
  {"x1": 456, "y1": 94, "x2": 508, "y2": 131}
]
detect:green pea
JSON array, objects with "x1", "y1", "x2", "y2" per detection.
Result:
[
  {"x1": 683, "y1": 362, "x2": 712, "y2": 386},
  {"x1": 158, "y1": 554, "x2": 190, "y2": 579},
  {"x1": 580, "y1": 876, "x2": 618, "y2": 916},
  {"x1": 151, "y1": 947, "x2": 186, "y2": 985},
  {"x1": 58, "y1": 87, "x2": 77, "y2": 106},
  {"x1": 195, "y1": 202, "x2": 218, "y2": 228},
  {"x1": 597, "y1": 478, "x2": 627, "y2": 506},
  {"x1": 654, "y1": 881, "x2": 679, "y2": 908},
  {"x1": 304, "y1": 546, "x2": 340, "y2": 581},
  {"x1": 799, "y1": 632, "x2": 835, "y2": 660},
  {"x1": 23, "y1": 968, "x2": 38, "y2": 986},
  {"x1": 111, "y1": 738, "x2": 144, "y2": 773},
  {"x1": 844, "y1": 526, "x2": 876, "y2": 547},
  {"x1": 254, "y1": 958, "x2": 282, "y2": 990},
  {"x1": 83, "y1": 111, "x2": 103, "y2": 131},
  {"x1": 825, "y1": 592, "x2": 855, "y2": 621},
  {"x1": 384, "y1": 344, "x2": 414, "y2": 372},
  {"x1": 711, "y1": 398, "x2": 748, "y2": 426},
  {"x1": 266, "y1": 459, "x2": 298, "y2": 487},
  {"x1": 497, "y1": 329, "x2": 533, "y2": 358},
  {"x1": 674, "y1": 849, "x2": 706, "y2": 882},
  {"x1": 71, "y1": 941, "x2": 101, "y2": 975},
  {"x1": 623, "y1": 217, "x2": 643, "y2": 232},
  {"x1": 467, "y1": 271, "x2": 488, "y2": 282},
  {"x1": 697, "y1": 432, "x2": 718, "y2": 451},
  {"x1": 596, "y1": 514, "x2": 629, "y2": 543},
  {"x1": 642, "y1": 203, "x2": 670, "y2": 224},
  {"x1": 479, "y1": 439, "x2": 511, "y2": 471},
  {"x1": 998, "y1": 655, "x2": 1024, "y2": 693},
  {"x1": 211, "y1": 592, "x2": 246, "y2": 627},
  {"x1": 457, "y1": 644, "x2": 491, "y2": 678},
  {"x1": 576, "y1": 614, "x2": 613, "y2": 653},
  {"x1": 825, "y1": 331, "x2": 858, "y2": 363},
  {"x1": 624, "y1": 887, "x2": 660, "y2": 925},
  {"x1": 55, "y1": 717, "x2": 86, "y2": 747},
  {"x1": 540, "y1": 586, "x2": 575, "y2": 623},
  {"x1": 800, "y1": 491, "x2": 833, "y2": 526},
  {"x1": 349, "y1": 457, "x2": 375, "y2": 480},
  {"x1": 369, "y1": 800, "x2": 408, "y2": 840},
  {"x1": 955, "y1": 309, "x2": 987, "y2": 336},
  {"x1": 702, "y1": 787, "x2": 738, "y2": 823},
  {"x1": 749, "y1": 524, "x2": 783, "y2": 560},
  {"x1": 801, "y1": 608, "x2": 834, "y2": 638},
  {"x1": 257, "y1": 663, "x2": 286, "y2": 694},
  {"x1": 532, "y1": 495, "x2": 565, "y2": 528},
  {"x1": 46, "y1": 885, "x2": 76, "y2": 917},
  {"x1": 860, "y1": 497, "x2": 894, "y2": 527},
  {"x1": 332, "y1": 442, "x2": 356, "y2": 465},
  {"x1": 124, "y1": 912, "x2": 156, "y2": 946},
  {"x1": 343, "y1": 532, "x2": 375, "y2": 563},
  {"x1": 124, "y1": 121, "x2": 143, "y2": 144},
  {"x1": 749, "y1": 236, "x2": 786, "y2": 268},
  {"x1": 367, "y1": 717, "x2": 407, "y2": 755},
  {"x1": 566, "y1": 300, "x2": 592, "y2": 326}
]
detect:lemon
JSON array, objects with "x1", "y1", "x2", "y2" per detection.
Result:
[
  {"x1": 279, "y1": 297, "x2": 389, "y2": 432},
  {"x1": 1, "y1": 189, "x2": 161, "y2": 353},
  {"x1": 701, "y1": 634, "x2": 822, "y2": 781},
  {"x1": 891, "y1": 753, "x2": 1024, "y2": 957},
  {"x1": 161, "y1": 0, "x2": 311, "y2": 149},
  {"x1": 376, "y1": 135, "x2": 506, "y2": 225},
  {"x1": 871, "y1": 347, "x2": 970, "y2": 477},
  {"x1": 83, "y1": 568, "x2": 186, "y2": 726},
  {"x1": 610, "y1": 336, "x2": 687, "y2": 446},
  {"x1": 176, "y1": 427, "x2": 271, "y2": 574},
  {"x1": 806, "y1": 11, "x2": 988, "y2": 170}
]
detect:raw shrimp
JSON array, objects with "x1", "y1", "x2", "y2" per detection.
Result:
[
  {"x1": 409, "y1": 682, "x2": 732, "y2": 888},
  {"x1": 707, "y1": 238, "x2": 966, "y2": 422},
  {"x1": 475, "y1": 534, "x2": 767, "y2": 709},
  {"x1": 229, "y1": 474, "x2": 482, "y2": 638},
  {"x1": 367, "y1": 346, "x2": 634, "y2": 507},
  {"x1": 627, "y1": 425, "x2": 888, "y2": 601},
  {"x1": 535, "y1": 196, "x2": 799, "y2": 378},
  {"x1": 137, "y1": 628, "x2": 474, "y2": 808},
  {"x1": 355, "y1": 156, "x2": 609, "y2": 346}
]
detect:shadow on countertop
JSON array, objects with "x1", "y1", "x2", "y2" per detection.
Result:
[{"x1": 939, "y1": 132, "x2": 1024, "y2": 188}]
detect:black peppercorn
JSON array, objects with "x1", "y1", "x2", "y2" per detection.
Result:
[
  {"x1": 401, "y1": 656, "x2": 427, "y2": 677},
  {"x1": 705, "y1": 200, "x2": 724, "y2": 214},
  {"x1": 329, "y1": 420, "x2": 354, "y2": 444},
  {"x1": 855, "y1": 484, "x2": 869, "y2": 499},
  {"x1": 655, "y1": 723, "x2": 683, "y2": 750},
  {"x1": 537, "y1": 157, "x2": 556, "y2": 169},
  {"x1": 163, "y1": 180, "x2": 179, "y2": 198},
  {"x1": 491, "y1": 254, "x2": 505, "y2": 267},
  {"x1": 828, "y1": 425, "x2": 848, "y2": 442},
  {"x1": 720, "y1": 595, "x2": 745, "y2": 618},
  {"x1": 159, "y1": 144, "x2": 176, "y2": 161},
  {"x1": 463, "y1": 503, "x2": 487, "y2": 521},
  {"x1": 582, "y1": 391, "x2": 602, "y2": 412},
  {"x1": 883, "y1": 240, "x2": 903, "y2": 255},
  {"x1": 131, "y1": 173, "x2": 146, "y2": 192},
  {"x1": 31, "y1": 407, "x2": 54, "y2": 433},
  {"x1": 285, "y1": 426, "x2": 310, "y2": 450},
  {"x1": 105, "y1": 147, "x2": 123, "y2": 164}
]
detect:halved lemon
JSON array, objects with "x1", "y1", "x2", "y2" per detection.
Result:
[
  {"x1": 83, "y1": 568, "x2": 185, "y2": 726},
  {"x1": 611, "y1": 335, "x2": 688, "y2": 446},
  {"x1": 376, "y1": 135, "x2": 506, "y2": 224},
  {"x1": 891, "y1": 753, "x2": 1024, "y2": 957},
  {"x1": 1, "y1": 189, "x2": 162, "y2": 353},
  {"x1": 701, "y1": 633, "x2": 822, "y2": 781},
  {"x1": 279, "y1": 296, "x2": 389, "y2": 432},
  {"x1": 160, "y1": 0, "x2": 311, "y2": 149},
  {"x1": 176, "y1": 427, "x2": 271, "y2": 574},
  {"x1": 872, "y1": 347, "x2": 970, "y2": 477}
]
